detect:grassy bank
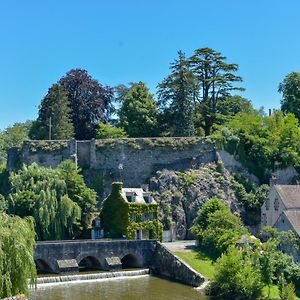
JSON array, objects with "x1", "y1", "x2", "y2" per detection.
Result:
[{"x1": 175, "y1": 249, "x2": 300, "y2": 300}]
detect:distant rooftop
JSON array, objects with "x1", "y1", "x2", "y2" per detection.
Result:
[{"x1": 274, "y1": 185, "x2": 300, "y2": 209}]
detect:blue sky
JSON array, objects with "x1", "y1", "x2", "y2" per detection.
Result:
[{"x1": 1, "y1": 0, "x2": 300, "y2": 129}]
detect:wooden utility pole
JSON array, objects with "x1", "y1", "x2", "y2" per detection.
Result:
[{"x1": 49, "y1": 117, "x2": 52, "y2": 140}]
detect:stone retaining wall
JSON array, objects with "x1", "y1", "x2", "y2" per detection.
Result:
[{"x1": 152, "y1": 242, "x2": 204, "y2": 287}]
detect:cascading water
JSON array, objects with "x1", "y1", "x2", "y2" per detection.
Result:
[{"x1": 35, "y1": 269, "x2": 150, "y2": 286}]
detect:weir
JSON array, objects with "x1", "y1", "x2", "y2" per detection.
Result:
[{"x1": 36, "y1": 269, "x2": 150, "y2": 285}]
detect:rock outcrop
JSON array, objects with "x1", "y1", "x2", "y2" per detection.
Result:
[{"x1": 150, "y1": 162, "x2": 241, "y2": 239}]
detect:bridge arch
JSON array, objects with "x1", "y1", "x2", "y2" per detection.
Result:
[
  {"x1": 35, "y1": 259, "x2": 54, "y2": 274},
  {"x1": 121, "y1": 253, "x2": 142, "y2": 269},
  {"x1": 78, "y1": 255, "x2": 103, "y2": 272}
]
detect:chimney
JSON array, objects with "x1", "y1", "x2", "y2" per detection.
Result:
[
  {"x1": 270, "y1": 175, "x2": 278, "y2": 186},
  {"x1": 268, "y1": 109, "x2": 272, "y2": 117}
]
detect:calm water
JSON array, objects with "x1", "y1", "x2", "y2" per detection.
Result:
[{"x1": 29, "y1": 276, "x2": 208, "y2": 300}]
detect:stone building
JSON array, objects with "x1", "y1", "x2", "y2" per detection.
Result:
[
  {"x1": 101, "y1": 182, "x2": 162, "y2": 240},
  {"x1": 261, "y1": 184, "x2": 300, "y2": 237}
]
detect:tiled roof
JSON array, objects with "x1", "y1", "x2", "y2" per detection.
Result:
[
  {"x1": 274, "y1": 185, "x2": 300, "y2": 209},
  {"x1": 282, "y1": 210, "x2": 300, "y2": 237}
]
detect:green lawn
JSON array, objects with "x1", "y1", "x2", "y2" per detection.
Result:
[
  {"x1": 175, "y1": 249, "x2": 300, "y2": 300},
  {"x1": 175, "y1": 249, "x2": 215, "y2": 280}
]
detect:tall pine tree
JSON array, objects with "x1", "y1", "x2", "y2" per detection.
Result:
[
  {"x1": 30, "y1": 84, "x2": 74, "y2": 140},
  {"x1": 189, "y1": 48, "x2": 243, "y2": 135},
  {"x1": 158, "y1": 51, "x2": 196, "y2": 136}
]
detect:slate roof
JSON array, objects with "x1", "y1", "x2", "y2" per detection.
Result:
[
  {"x1": 282, "y1": 210, "x2": 300, "y2": 237},
  {"x1": 274, "y1": 185, "x2": 300, "y2": 209},
  {"x1": 121, "y1": 188, "x2": 156, "y2": 204}
]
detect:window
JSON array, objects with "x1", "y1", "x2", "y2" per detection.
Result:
[
  {"x1": 265, "y1": 199, "x2": 270, "y2": 211},
  {"x1": 274, "y1": 198, "x2": 279, "y2": 211},
  {"x1": 131, "y1": 213, "x2": 136, "y2": 221}
]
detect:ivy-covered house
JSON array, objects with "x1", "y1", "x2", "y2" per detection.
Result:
[{"x1": 101, "y1": 182, "x2": 162, "y2": 240}]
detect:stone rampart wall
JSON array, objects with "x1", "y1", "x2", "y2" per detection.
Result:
[{"x1": 8, "y1": 138, "x2": 216, "y2": 194}]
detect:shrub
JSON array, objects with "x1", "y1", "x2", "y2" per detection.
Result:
[
  {"x1": 210, "y1": 247, "x2": 263, "y2": 299},
  {"x1": 96, "y1": 122, "x2": 128, "y2": 139}
]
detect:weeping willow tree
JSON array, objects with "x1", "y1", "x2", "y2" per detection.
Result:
[
  {"x1": 0, "y1": 213, "x2": 36, "y2": 298},
  {"x1": 8, "y1": 163, "x2": 81, "y2": 240}
]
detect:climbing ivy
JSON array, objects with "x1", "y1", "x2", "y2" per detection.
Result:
[{"x1": 101, "y1": 182, "x2": 163, "y2": 240}]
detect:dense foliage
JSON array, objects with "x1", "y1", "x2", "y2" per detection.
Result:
[
  {"x1": 101, "y1": 182, "x2": 162, "y2": 240},
  {"x1": 158, "y1": 51, "x2": 196, "y2": 136},
  {"x1": 209, "y1": 226, "x2": 300, "y2": 299},
  {"x1": 59, "y1": 69, "x2": 114, "y2": 140},
  {"x1": 0, "y1": 213, "x2": 36, "y2": 298},
  {"x1": 118, "y1": 82, "x2": 159, "y2": 137},
  {"x1": 189, "y1": 48, "x2": 244, "y2": 136},
  {"x1": 29, "y1": 84, "x2": 74, "y2": 140},
  {"x1": 279, "y1": 72, "x2": 300, "y2": 121},
  {"x1": 8, "y1": 163, "x2": 81, "y2": 240},
  {"x1": 96, "y1": 122, "x2": 127, "y2": 139},
  {"x1": 0, "y1": 121, "x2": 32, "y2": 160},
  {"x1": 58, "y1": 160, "x2": 97, "y2": 228},
  {"x1": 214, "y1": 111, "x2": 300, "y2": 182},
  {"x1": 210, "y1": 247, "x2": 263, "y2": 299},
  {"x1": 191, "y1": 197, "x2": 247, "y2": 257}
]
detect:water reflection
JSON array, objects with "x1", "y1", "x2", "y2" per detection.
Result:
[{"x1": 30, "y1": 275, "x2": 207, "y2": 300}]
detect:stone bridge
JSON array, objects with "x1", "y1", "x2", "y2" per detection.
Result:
[
  {"x1": 34, "y1": 239, "x2": 205, "y2": 287},
  {"x1": 35, "y1": 239, "x2": 156, "y2": 274}
]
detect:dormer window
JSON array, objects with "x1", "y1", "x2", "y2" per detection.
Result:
[{"x1": 126, "y1": 192, "x2": 136, "y2": 202}]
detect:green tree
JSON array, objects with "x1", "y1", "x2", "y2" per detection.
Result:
[
  {"x1": 191, "y1": 197, "x2": 226, "y2": 239},
  {"x1": 29, "y1": 84, "x2": 74, "y2": 140},
  {"x1": 158, "y1": 51, "x2": 196, "y2": 136},
  {"x1": 189, "y1": 48, "x2": 244, "y2": 135},
  {"x1": 8, "y1": 163, "x2": 81, "y2": 240},
  {"x1": 0, "y1": 194, "x2": 7, "y2": 212},
  {"x1": 0, "y1": 121, "x2": 32, "y2": 160},
  {"x1": 0, "y1": 213, "x2": 36, "y2": 298},
  {"x1": 96, "y1": 122, "x2": 127, "y2": 139},
  {"x1": 210, "y1": 247, "x2": 263, "y2": 299},
  {"x1": 118, "y1": 82, "x2": 159, "y2": 137},
  {"x1": 260, "y1": 240, "x2": 277, "y2": 298},
  {"x1": 191, "y1": 197, "x2": 247, "y2": 256},
  {"x1": 58, "y1": 160, "x2": 97, "y2": 228},
  {"x1": 279, "y1": 72, "x2": 300, "y2": 121},
  {"x1": 214, "y1": 111, "x2": 300, "y2": 182},
  {"x1": 202, "y1": 209, "x2": 247, "y2": 256},
  {"x1": 279, "y1": 274, "x2": 296, "y2": 300},
  {"x1": 216, "y1": 95, "x2": 254, "y2": 124}
]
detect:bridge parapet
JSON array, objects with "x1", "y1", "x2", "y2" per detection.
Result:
[{"x1": 34, "y1": 239, "x2": 157, "y2": 274}]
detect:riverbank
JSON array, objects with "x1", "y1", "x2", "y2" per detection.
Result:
[{"x1": 175, "y1": 248, "x2": 300, "y2": 300}]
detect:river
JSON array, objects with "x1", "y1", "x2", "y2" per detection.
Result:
[{"x1": 29, "y1": 275, "x2": 208, "y2": 300}]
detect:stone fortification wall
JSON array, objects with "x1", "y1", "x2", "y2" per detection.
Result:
[
  {"x1": 8, "y1": 137, "x2": 216, "y2": 194},
  {"x1": 92, "y1": 137, "x2": 215, "y2": 192}
]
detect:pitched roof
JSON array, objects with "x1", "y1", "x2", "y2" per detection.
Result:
[
  {"x1": 274, "y1": 185, "x2": 300, "y2": 209},
  {"x1": 282, "y1": 210, "x2": 300, "y2": 237},
  {"x1": 121, "y1": 188, "x2": 156, "y2": 204}
]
